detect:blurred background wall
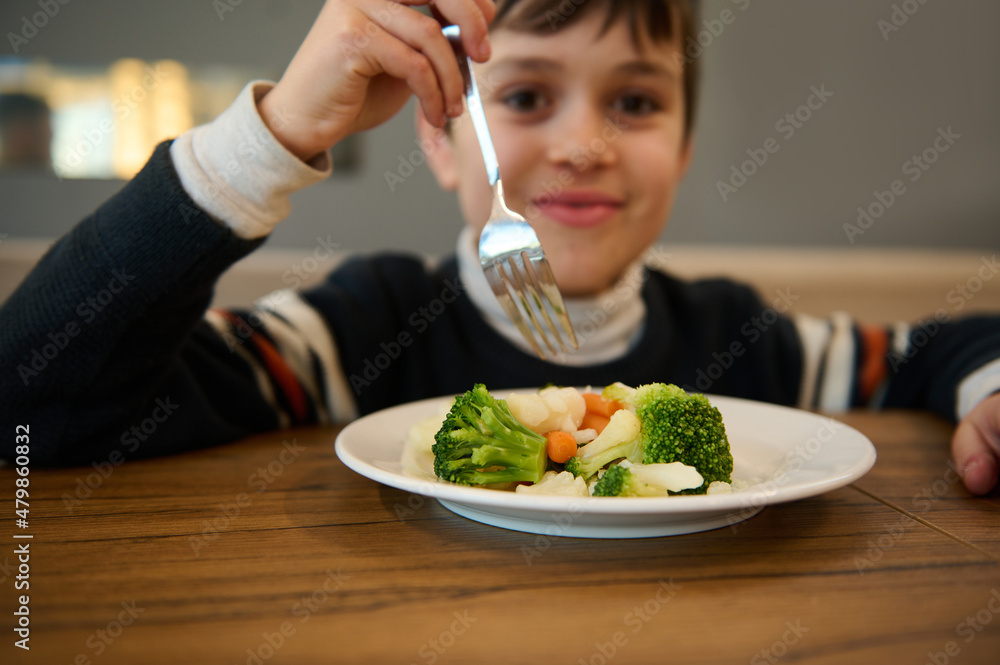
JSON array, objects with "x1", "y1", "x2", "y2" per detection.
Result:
[{"x1": 0, "y1": 0, "x2": 997, "y2": 256}]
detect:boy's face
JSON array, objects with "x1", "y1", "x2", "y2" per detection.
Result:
[{"x1": 421, "y1": 11, "x2": 693, "y2": 298}]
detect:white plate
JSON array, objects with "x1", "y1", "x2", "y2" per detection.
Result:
[{"x1": 334, "y1": 392, "x2": 876, "y2": 539}]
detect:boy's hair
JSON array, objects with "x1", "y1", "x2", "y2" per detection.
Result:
[{"x1": 491, "y1": 0, "x2": 699, "y2": 142}]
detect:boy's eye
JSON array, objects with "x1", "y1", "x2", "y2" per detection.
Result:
[
  {"x1": 501, "y1": 88, "x2": 549, "y2": 113},
  {"x1": 612, "y1": 93, "x2": 661, "y2": 116}
]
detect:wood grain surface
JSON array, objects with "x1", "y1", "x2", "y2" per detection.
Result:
[{"x1": 2, "y1": 411, "x2": 998, "y2": 665}]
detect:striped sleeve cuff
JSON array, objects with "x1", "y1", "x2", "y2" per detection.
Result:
[
  {"x1": 794, "y1": 314, "x2": 910, "y2": 412},
  {"x1": 169, "y1": 81, "x2": 332, "y2": 240},
  {"x1": 956, "y1": 357, "x2": 1000, "y2": 420},
  {"x1": 204, "y1": 290, "x2": 357, "y2": 426}
]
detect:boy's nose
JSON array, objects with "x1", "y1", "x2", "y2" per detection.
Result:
[{"x1": 545, "y1": 103, "x2": 618, "y2": 172}]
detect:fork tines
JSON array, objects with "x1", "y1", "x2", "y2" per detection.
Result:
[{"x1": 486, "y1": 252, "x2": 578, "y2": 360}]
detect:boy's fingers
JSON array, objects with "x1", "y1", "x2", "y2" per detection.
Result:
[
  {"x1": 950, "y1": 395, "x2": 1000, "y2": 495},
  {"x1": 365, "y1": 25, "x2": 450, "y2": 126},
  {"x1": 965, "y1": 454, "x2": 998, "y2": 495},
  {"x1": 952, "y1": 440, "x2": 998, "y2": 496},
  {"x1": 424, "y1": 0, "x2": 493, "y2": 60},
  {"x1": 366, "y1": 2, "x2": 466, "y2": 118}
]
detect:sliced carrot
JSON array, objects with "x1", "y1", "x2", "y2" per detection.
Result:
[
  {"x1": 582, "y1": 393, "x2": 624, "y2": 418},
  {"x1": 544, "y1": 430, "x2": 578, "y2": 464},
  {"x1": 580, "y1": 412, "x2": 611, "y2": 435}
]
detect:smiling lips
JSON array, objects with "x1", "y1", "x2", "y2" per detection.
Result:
[{"x1": 532, "y1": 191, "x2": 624, "y2": 228}]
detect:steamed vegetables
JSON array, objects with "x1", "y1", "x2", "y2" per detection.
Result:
[{"x1": 409, "y1": 382, "x2": 736, "y2": 497}]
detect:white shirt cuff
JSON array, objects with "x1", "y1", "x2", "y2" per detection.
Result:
[
  {"x1": 169, "y1": 81, "x2": 332, "y2": 239},
  {"x1": 956, "y1": 357, "x2": 1000, "y2": 419}
]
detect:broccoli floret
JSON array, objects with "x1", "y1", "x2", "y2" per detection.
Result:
[
  {"x1": 602, "y1": 382, "x2": 733, "y2": 493},
  {"x1": 432, "y1": 384, "x2": 549, "y2": 486},
  {"x1": 592, "y1": 461, "x2": 704, "y2": 497},
  {"x1": 564, "y1": 409, "x2": 642, "y2": 479}
]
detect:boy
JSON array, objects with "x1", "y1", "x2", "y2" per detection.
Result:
[{"x1": 1, "y1": 0, "x2": 998, "y2": 495}]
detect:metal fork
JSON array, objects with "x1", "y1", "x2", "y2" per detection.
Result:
[{"x1": 443, "y1": 25, "x2": 578, "y2": 359}]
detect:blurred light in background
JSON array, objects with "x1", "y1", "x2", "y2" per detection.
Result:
[{"x1": 0, "y1": 57, "x2": 254, "y2": 179}]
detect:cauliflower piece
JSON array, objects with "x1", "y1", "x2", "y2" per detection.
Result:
[
  {"x1": 706, "y1": 478, "x2": 750, "y2": 495},
  {"x1": 506, "y1": 386, "x2": 586, "y2": 435},
  {"x1": 592, "y1": 459, "x2": 704, "y2": 497},
  {"x1": 515, "y1": 470, "x2": 590, "y2": 498},
  {"x1": 401, "y1": 404, "x2": 450, "y2": 480}
]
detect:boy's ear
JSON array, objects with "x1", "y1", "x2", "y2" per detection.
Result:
[{"x1": 415, "y1": 107, "x2": 459, "y2": 191}]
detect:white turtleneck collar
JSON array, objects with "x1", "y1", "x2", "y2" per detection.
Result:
[{"x1": 455, "y1": 227, "x2": 647, "y2": 365}]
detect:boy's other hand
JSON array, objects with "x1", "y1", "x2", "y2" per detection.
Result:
[
  {"x1": 258, "y1": 0, "x2": 494, "y2": 162},
  {"x1": 951, "y1": 392, "x2": 1000, "y2": 496}
]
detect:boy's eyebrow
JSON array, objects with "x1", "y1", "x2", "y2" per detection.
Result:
[
  {"x1": 484, "y1": 57, "x2": 564, "y2": 75},
  {"x1": 484, "y1": 57, "x2": 680, "y2": 84},
  {"x1": 613, "y1": 60, "x2": 680, "y2": 84}
]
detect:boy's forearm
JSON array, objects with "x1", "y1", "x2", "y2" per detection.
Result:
[{"x1": 0, "y1": 142, "x2": 266, "y2": 463}]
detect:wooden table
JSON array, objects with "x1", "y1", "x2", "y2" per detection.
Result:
[{"x1": 3, "y1": 411, "x2": 999, "y2": 665}]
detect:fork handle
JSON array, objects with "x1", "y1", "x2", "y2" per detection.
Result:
[{"x1": 443, "y1": 25, "x2": 500, "y2": 186}]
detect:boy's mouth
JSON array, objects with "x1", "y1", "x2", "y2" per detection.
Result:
[{"x1": 531, "y1": 191, "x2": 625, "y2": 228}]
